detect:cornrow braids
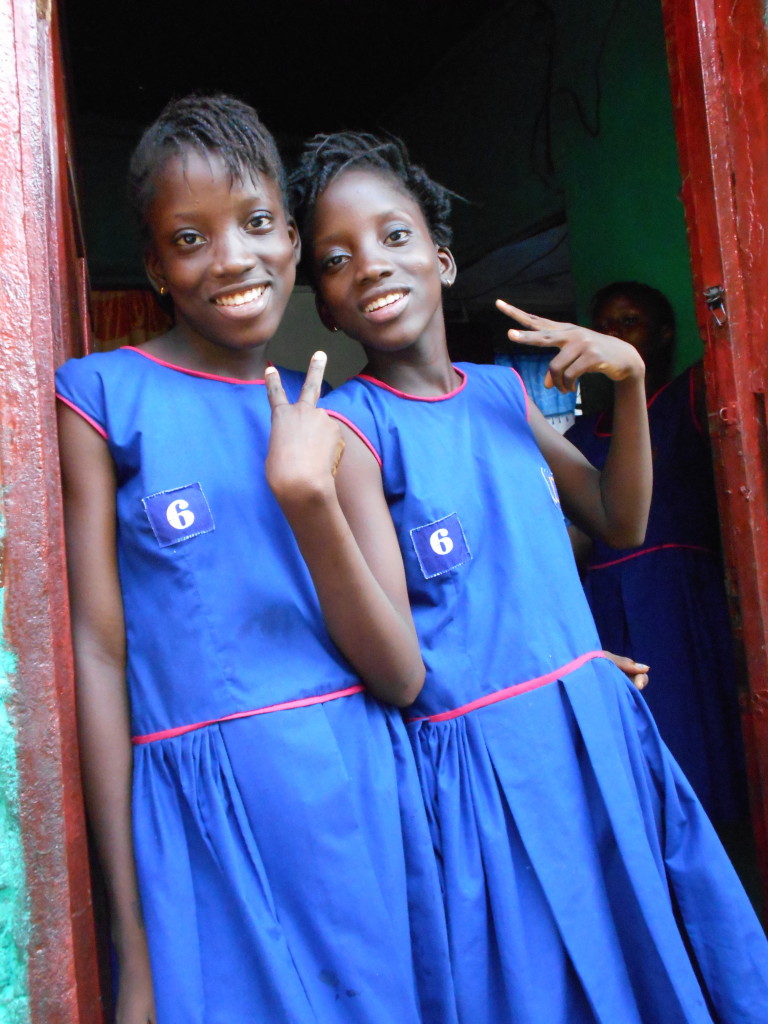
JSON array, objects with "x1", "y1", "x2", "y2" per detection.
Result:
[
  {"x1": 289, "y1": 131, "x2": 454, "y2": 273},
  {"x1": 128, "y1": 93, "x2": 287, "y2": 247}
]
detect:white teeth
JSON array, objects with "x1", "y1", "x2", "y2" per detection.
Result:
[
  {"x1": 364, "y1": 292, "x2": 404, "y2": 313},
  {"x1": 215, "y1": 286, "x2": 266, "y2": 307}
]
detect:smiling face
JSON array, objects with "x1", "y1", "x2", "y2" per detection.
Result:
[
  {"x1": 144, "y1": 148, "x2": 299, "y2": 367},
  {"x1": 310, "y1": 169, "x2": 456, "y2": 360}
]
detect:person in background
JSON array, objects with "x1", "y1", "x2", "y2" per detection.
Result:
[{"x1": 566, "y1": 281, "x2": 748, "y2": 827}]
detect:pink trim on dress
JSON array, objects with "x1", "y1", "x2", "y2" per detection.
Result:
[
  {"x1": 592, "y1": 411, "x2": 611, "y2": 438},
  {"x1": 356, "y1": 367, "x2": 467, "y2": 402},
  {"x1": 132, "y1": 684, "x2": 366, "y2": 744},
  {"x1": 589, "y1": 542, "x2": 712, "y2": 571},
  {"x1": 646, "y1": 375, "x2": 675, "y2": 412},
  {"x1": 406, "y1": 650, "x2": 607, "y2": 724},
  {"x1": 592, "y1": 376, "x2": 677, "y2": 438},
  {"x1": 508, "y1": 367, "x2": 531, "y2": 422},
  {"x1": 55, "y1": 394, "x2": 108, "y2": 440},
  {"x1": 325, "y1": 412, "x2": 382, "y2": 466},
  {"x1": 122, "y1": 346, "x2": 270, "y2": 385}
]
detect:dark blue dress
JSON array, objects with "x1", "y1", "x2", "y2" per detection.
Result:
[
  {"x1": 566, "y1": 368, "x2": 747, "y2": 822},
  {"x1": 323, "y1": 362, "x2": 768, "y2": 1024},
  {"x1": 56, "y1": 347, "x2": 457, "y2": 1024}
]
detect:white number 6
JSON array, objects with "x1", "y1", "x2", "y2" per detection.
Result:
[{"x1": 429, "y1": 527, "x2": 454, "y2": 556}]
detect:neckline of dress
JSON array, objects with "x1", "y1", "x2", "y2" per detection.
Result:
[
  {"x1": 356, "y1": 367, "x2": 467, "y2": 402},
  {"x1": 593, "y1": 374, "x2": 678, "y2": 437},
  {"x1": 122, "y1": 346, "x2": 270, "y2": 385}
]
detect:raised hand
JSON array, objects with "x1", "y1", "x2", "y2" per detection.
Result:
[
  {"x1": 265, "y1": 352, "x2": 345, "y2": 508},
  {"x1": 496, "y1": 299, "x2": 645, "y2": 393}
]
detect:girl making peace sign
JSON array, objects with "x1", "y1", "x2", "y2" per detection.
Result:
[
  {"x1": 290, "y1": 130, "x2": 768, "y2": 1024},
  {"x1": 56, "y1": 97, "x2": 456, "y2": 1024}
]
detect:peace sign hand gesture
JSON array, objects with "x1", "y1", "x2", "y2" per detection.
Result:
[
  {"x1": 265, "y1": 352, "x2": 345, "y2": 509},
  {"x1": 496, "y1": 300, "x2": 645, "y2": 393}
]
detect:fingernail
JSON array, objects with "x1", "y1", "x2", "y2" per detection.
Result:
[
  {"x1": 265, "y1": 366, "x2": 277, "y2": 376},
  {"x1": 636, "y1": 664, "x2": 649, "y2": 671},
  {"x1": 508, "y1": 329, "x2": 520, "y2": 338}
]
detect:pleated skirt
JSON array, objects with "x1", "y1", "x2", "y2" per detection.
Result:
[
  {"x1": 132, "y1": 690, "x2": 457, "y2": 1024},
  {"x1": 408, "y1": 656, "x2": 768, "y2": 1024},
  {"x1": 584, "y1": 546, "x2": 747, "y2": 822}
]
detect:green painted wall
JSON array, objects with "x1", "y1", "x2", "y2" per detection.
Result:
[
  {"x1": 0, "y1": 517, "x2": 31, "y2": 1024},
  {"x1": 550, "y1": 0, "x2": 701, "y2": 370}
]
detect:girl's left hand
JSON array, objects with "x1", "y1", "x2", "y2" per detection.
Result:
[
  {"x1": 601, "y1": 650, "x2": 650, "y2": 691},
  {"x1": 496, "y1": 299, "x2": 645, "y2": 393},
  {"x1": 265, "y1": 352, "x2": 345, "y2": 507}
]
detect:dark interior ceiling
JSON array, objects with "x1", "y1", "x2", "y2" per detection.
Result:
[
  {"x1": 61, "y1": 0, "x2": 574, "y2": 316},
  {"x1": 62, "y1": 0, "x2": 506, "y2": 147}
]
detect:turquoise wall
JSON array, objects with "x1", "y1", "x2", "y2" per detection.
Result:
[
  {"x1": 0, "y1": 516, "x2": 31, "y2": 1023},
  {"x1": 550, "y1": 0, "x2": 700, "y2": 369}
]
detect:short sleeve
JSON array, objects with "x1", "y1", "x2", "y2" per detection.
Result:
[
  {"x1": 320, "y1": 384, "x2": 383, "y2": 465},
  {"x1": 55, "y1": 355, "x2": 109, "y2": 439}
]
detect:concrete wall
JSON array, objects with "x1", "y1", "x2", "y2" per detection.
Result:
[{"x1": 270, "y1": 287, "x2": 365, "y2": 386}]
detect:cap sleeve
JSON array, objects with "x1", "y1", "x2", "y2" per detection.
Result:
[{"x1": 55, "y1": 355, "x2": 110, "y2": 439}]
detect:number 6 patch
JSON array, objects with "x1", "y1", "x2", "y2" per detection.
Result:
[
  {"x1": 142, "y1": 482, "x2": 215, "y2": 547},
  {"x1": 410, "y1": 512, "x2": 471, "y2": 579}
]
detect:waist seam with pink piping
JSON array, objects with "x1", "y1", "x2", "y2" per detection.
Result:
[
  {"x1": 132, "y1": 684, "x2": 366, "y2": 745},
  {"x1": 406, "y1": 650, "x2": 607, "y2": 724},
  {"x1": 589, "y1": 542, "x2": 713, "y2": 571}
]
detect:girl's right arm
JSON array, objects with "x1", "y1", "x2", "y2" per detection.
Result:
[
  {"x1": 265, "y1": 355, "x2": 424, "y2": 707},
  {"x1": 57, "y1": 403, "x2": 156, "y2": 1024}
]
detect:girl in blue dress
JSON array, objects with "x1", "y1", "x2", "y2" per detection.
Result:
[
  {"x1": 566, "y1": 282, "x2": 747, "y2": 825},
  {"x1": 56, "y1": 97, "x2": 456, "y2": 1024},
  {"x1": 287, "y1": 131, "x2": 768, "y2": 1023}
]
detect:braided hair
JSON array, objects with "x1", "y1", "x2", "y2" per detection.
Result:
[
  {"x1": 289, "y1": 131, "x2": 454, "y2": 275},
  {"x1": 128, "y1": 93, "x2": 287, "y2": 248}
]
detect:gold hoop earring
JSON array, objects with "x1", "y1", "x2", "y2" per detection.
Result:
[{"x1": 159, "y1": 285, "x2": 167, "y2": 296}]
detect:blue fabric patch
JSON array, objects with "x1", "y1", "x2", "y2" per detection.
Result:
[
  {"x1": 142, "y1": 483, "x2": 215, "y2": 547},
  {"x1": 410, "y1": 512, "x2": 471, "y2": 579}
]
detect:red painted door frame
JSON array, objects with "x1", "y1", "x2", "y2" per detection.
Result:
[
  {"x1": 2, "y1": 1, "x2": 765, "y2": 1016},
  {"x1": 0, "y1": 0, "x2": 102, "y2": 1019},
  {"x1": 662, "y1": 0, "x2": 768, "y2": 904}
]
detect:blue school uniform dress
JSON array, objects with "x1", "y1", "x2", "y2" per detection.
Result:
[
  {"x1": 323, "y1": 363, "x2": 768, "y2": 1024},
  {"x1": 566, "y1": 368, "x2": 747, "y2": 823},
  {"x1": 56, "y1": 347, "x2": 457, "y2": 1024}
]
